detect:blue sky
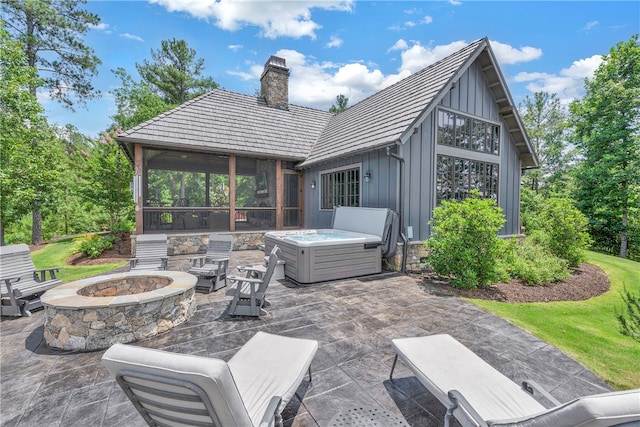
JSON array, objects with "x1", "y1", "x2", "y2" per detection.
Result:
[{"x1": 42, "y1": 0, "x2": 639, "y2": 138}]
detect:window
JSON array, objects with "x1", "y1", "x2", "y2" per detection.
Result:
[
  {"x1": 320, "y1": 167, "x2": 360, "y2": 210},
  {"x1": 437, "y1": 110, "x2": 500, "y2": 155},
  {"x1": 436, "y1": 155, "x2": 499, "y2": 203}
]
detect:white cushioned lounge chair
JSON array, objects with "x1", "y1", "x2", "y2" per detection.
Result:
[
  {"x1": 102, "y1": 331, "x2": 318, "y2": 427},
  {"x1": 390, "y1": 334, "x2": 640, "y2": 427}
]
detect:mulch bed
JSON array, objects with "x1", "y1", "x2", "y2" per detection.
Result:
[{"x1": 419, "y1": 263, "x2": 610, "y2": 303}]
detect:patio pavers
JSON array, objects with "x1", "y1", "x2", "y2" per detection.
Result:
[{"x1": 1, "y1": 250, "x2": 613, "y2": 426}]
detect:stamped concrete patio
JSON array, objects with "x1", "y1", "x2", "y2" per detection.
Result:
[{"x1": 1, "y1": 250, "x2": 612, "y2": 426}]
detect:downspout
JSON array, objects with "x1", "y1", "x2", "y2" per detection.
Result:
[{"x1": 386, "y1": 144, "x2": 408, "y2": 273}]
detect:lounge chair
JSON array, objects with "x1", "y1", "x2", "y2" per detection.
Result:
[
  {"x1": 390, "y1": 334, "x2": 640, "y2": 427},
  {"x1": 188, "y1": 233, "x2": 234, "y2": 292},
  {"x1": 101, "y1": 331, "x2": 318, "y2": 427},
  {"x1": 129, "y1": 234, "x2": 168, "y2": 271},
  {"x1": 227, "y1": 246, "x2": 280, "y2": 316},
  {"x1": 0, "y1": 243, "x2": 62, "y2": 317}
]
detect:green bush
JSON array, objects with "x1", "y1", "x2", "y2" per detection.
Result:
[
  {"x1": 425, "y1": 191, "x2": 506, "y2": 289},
  {"x1": 616, "y1": 286, "x2": 640, "y2": 342},
  {"x1": 78, "y1": 234, "x2": 113, "y2": 259},
  {"x1": 534, "y1": 198, "x2": 592, "y2": 267},
  {"x1": 509, "y1": 239, "x2": 570, "y2": 285}
]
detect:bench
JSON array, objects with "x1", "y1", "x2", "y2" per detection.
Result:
[{"x1": 0, "y1": 244, "x2": 62, "y2": 317}]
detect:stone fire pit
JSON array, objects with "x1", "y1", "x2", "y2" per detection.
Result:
[{"x1": 41, "y1": 271, "x2": 197, "y2": 351}]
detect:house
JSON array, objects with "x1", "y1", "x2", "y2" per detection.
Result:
[{"x1": 117, "y1": 37, "x2": 537, "y2": 269}]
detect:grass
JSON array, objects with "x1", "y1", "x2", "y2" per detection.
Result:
[
  {"x1": 470, "y1": 251, "x2": 640, "y2": 390},
  {"x1": 31, "y1": 237, "x2": 127, "y2": 283}
]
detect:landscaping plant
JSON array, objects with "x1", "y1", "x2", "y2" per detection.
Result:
[
  {"x1": 425, "y1": 190, "x2": 505, "y2": 289},
  {"x1": 616, "y1": 286, "x2": 640, "y2": 342}
]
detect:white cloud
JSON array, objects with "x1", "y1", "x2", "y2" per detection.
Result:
[
  {"x1": 489, "y1": 40, "x2": 542, "y2": 64},
  {"x1": 120, "y1": 33, "x2": 144, "y2": 42},
  {"x1": 582, "y1": 20, "x2": 599, "y2": 31},
  {"x1": 387, "y1": 39, "x2": 408, "y2": 53},
  {"x1": 149, "y1": 0, "x2": 353, "y2": 39},
  {"x1": 390, "y1": 14, "x2": 433, "y2": 31},
  {"x1": 513, "y1": 54, "x2": 603, "y2": 104},
  {"x1": 228, "y1": 44, "x2": 243, "y2": 52},
  {"x1": 88, "y1": 22, "x2": 111, "y2": 33},
  {"x1": 326, "y1": 35, "x2": 343, "y2": 48},
  {"x1": 422, "y1": 15, "x2": 433, "y2": 24},
  {"x1": 449, "y1": 0, "x2": 462, "y2": 5},
  {"x1": 398, "y1": 41, "x2": 468, "y2": 73}
]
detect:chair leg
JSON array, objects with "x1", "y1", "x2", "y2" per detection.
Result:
[{"x1": 389, "y1": 354, "x2": 398, "y2": 380}]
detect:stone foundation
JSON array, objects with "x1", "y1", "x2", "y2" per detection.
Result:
[
  {"x1": 132, "y1": 232, "x2": 266, "y2": 256},
  {"x1": 41, "y1": 271, "x2": 197, "y2": 352},
  {"x1": 385, "y1": 241, "x2": 429, "y2": 273}
]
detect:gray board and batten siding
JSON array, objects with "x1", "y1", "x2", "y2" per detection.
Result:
[{"x1": 304, "y1": 46, "x2": 528, "y2": 242}]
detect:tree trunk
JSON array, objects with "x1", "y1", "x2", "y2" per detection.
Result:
[
  {"x1": 619, "y1": 208, "x2": 628, "y2": 258},
  {"x1": 32, "y1": 209, "x2": 43, "y2": 245}
]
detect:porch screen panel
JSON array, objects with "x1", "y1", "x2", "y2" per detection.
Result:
[{"x1": 320, "y1": 167, "x2": 360, "y2": 210}]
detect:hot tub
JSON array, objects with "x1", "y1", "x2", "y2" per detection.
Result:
[{"x1": 264, "y1": 207, "x2": 397, "y2": 284}]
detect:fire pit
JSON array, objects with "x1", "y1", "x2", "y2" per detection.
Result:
[{"x1": 41, "y1": 271, "x2": 197, "y2": 351}]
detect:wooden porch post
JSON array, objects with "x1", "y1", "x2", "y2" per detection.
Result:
[
  {"x1": 134, "y1": 144, "x2": 143, "y2": 234},
  {"x1": 229, "y1": 154, "x2": 236, "y2": 232},
  {"x1": 276, "y1": 160, "x2": 283, "y2": 229}
]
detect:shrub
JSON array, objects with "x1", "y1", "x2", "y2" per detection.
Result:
[
  {"x1": 509, "y1": 239, "x2": 570, "y2": 285},
  {"x1": 78, "y1": 234, "x2": 113, "y2": 259},
  {"x1": 535, "y1": 198, "x2": 592, "y2": 267},
  {"x1": 616, "y1": 286, "x2": 640, "y2": 342},
  {"x1": 425, "y1": 191, "x2": 506, "y2": 289}
]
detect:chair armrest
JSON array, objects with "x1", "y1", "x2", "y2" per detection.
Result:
[
  {"x1": 258, "y1": 395, "x2": 282, "y2": 427},
  {"x1": 228, "y1": 275, "x2": 262, "y2": 284},
  {"x1": 522, "y1": 380, "x2": 560, "y2": 406},
  {"x1": 34, "y1": 267, "x2": 62, "y2": 281},
  {"x1": 447, "y1": 390, "x2": 489, "y2": 427},
  {"x1": 188, "y1": 255, "x2": 206, "y2": 267}
]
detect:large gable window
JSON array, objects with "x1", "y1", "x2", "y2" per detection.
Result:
[
  {"x1": 320, "y1": 167, "x2": 360, "y2": 210},
  {"x1": 437, "y1": 110, "x2": 500, "y2": 155},
  {"x1": 436, "y1": 155, "x2": 499, "y2": 203}
]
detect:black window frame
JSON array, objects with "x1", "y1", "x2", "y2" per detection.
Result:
[{"x1": 320, "y1": 166, "x2": 361, "y2": 210}]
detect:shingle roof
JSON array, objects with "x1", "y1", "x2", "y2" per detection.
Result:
[
  {"x1": 297, "y1": 38, "x2": 485, "y2": 168},
  {"x1": 117, "y1": 89, "x2": 333, "y2": 160},
  {"x1": 117, "y1": 38, "x2": 537, "y2": 169}
]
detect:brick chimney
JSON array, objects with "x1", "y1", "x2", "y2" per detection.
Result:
[{"x1": 260, "y1": 56, "x2": 289, "y2": 110}]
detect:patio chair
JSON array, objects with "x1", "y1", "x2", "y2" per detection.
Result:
[
  {"x1": 188, "y1": 233, "x2": 234, "y2": 293},
  {"x1": 0, "y1": 243, "x2": 62, "y2": 317},
  {"x1": 390, "y1": 334, "x2": 640, "y2": 427},
  {"x1": 227, "y1": 246, "x2": 280, "y2": 316},
  {"x1": 128, "y1": 234, "x2": 168, "y2": 271},
  {"x1": 101, "y1": 331, "x2": 318, "y2": 427}
]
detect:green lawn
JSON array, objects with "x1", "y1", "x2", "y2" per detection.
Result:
[
  {"x1": 31, "y1": 237, "x2": 127, "y2": 283},
  {"x1": 470, "y1": 251, "x2": 640, "y2": 390}
]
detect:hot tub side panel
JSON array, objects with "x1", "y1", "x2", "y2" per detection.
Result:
[
  {"x1": 264, "y1": 235, "x2": 381, "y2": 284},
  {"x1": 306, "y1": 244, "x2": 381, "y2": 283}
]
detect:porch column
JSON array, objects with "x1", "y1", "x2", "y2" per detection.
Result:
[
  {"x1": 134, "y1": 144, "x2": 143, "y2": 234},
  {"x1": 229, "y1": 154, "x2": 236, "y2": 232},
  {"x1": 276, "y1": 159, "x2": 283, "y2": 229}
]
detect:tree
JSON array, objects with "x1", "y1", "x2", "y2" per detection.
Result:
[
  {"x1": 0, "y1": 26, "x2": 62, "y2": 245},
  {"x1": 1, "y1": 0, "x2": 101, "y2": 109},
  {"x1": 2, "y1": 0, "x2": 101, "y2": 244},
  {"x1": 329, "y1": 94, "x2": 349, "y2": 113},
  {"x1": 570, "y1": 34, "x2": 640, "y2": 259},
  {"x1": 111, "y1": 67, "x2": 174, "y2": 130},
  {"x1": 519, "y1": 92, "x2": 574, "y2": 194},
  {"x1": 136, "y1": 38, "x2": 217, "y2": 105},
  {"x1": 78, "y1": 129, "x2": 134, "y2": 234}
]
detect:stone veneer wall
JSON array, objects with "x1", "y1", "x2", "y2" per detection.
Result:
[
  {"x1": 384, "y1": 241, "x2": 429, "y2": 273},
  {"x1": 131, "y1": 232, "x2": 266, "y2": 256},
  {"x1": 44, "y1": 288, "x2": 196, "y2": 351}
]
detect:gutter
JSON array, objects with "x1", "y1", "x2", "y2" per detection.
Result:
[{"x1": 386, "y1": 143, "x2": 408, "y2": 274}]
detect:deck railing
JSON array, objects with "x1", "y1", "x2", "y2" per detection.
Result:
[{"x1": 142, "y1": 207, "x2": 276, "y2": 232}]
